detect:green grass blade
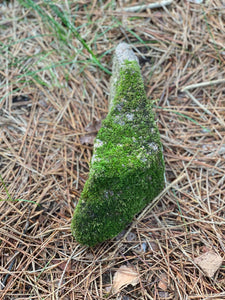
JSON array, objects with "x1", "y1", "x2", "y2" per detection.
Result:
[
  {"x1": 0, "y1": 175, "x2": 39, "y2": 205},
  {"x1": 156, "y1": 105, "x2": 211, "y2": 132},
  {"x1": 18, "y1": 0, "x2": 111, "y2": 75}
]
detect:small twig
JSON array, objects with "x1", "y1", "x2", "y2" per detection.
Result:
[
  {"x1": 181, "y1": 78, "x2": 225, "y2": 92},
  {"x1": 184, "y1": 90, "x2": 225, "y2": 127},
  {"x1": 76, "y1": 155, "x2": 80, "y2": 190},
  {"x1": 1, "y1": 256, "x2": 18, "y2": 290},
  {"x1": 185, "y1": 90, "x2": 213, "y2": 117},
  {"x1": 1, "y1": 212, "x2": 31, "y2": 290},
  {"x1": 56, "y1": 247, "x2": 78, "y2": 298},
  {"x1": 118, "y1": 0, "x2": 173, "y2": 12}
]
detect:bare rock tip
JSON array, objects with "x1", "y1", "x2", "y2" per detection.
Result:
[{"x1": 115, "y1": 43, "x2": 139, "y2": 65}]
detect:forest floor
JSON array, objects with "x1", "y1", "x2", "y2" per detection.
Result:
[{"x1": 0, "y1": 0, "x2": 225, "y2": 299}]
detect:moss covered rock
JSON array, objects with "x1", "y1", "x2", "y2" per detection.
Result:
[{"x1": 71, "y1": 43, "x2": 165, "y2": 247}]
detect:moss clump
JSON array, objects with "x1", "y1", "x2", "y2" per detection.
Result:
[{"x1": 71, "y1": 52, "x2": 165, "y2": 247}]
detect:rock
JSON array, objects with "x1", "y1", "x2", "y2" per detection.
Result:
[{"x1": 71, "y1": 43, "x2": 165, "y2": 246}]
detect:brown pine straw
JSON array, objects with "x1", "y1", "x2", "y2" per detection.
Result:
[{"x1": 0, "y1": 0, "x2": 224, "y2": 299}]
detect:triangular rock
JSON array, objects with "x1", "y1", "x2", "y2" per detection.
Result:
[{"x1": 71, "y1": 43, "x2": 165, "y2": 246}]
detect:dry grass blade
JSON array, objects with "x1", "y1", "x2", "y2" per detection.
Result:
[{"x1": 0, "y1": 0, "x2": 224, "y2": 299}]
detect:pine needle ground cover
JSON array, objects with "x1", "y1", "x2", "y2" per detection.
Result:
[{"x1": 0, "y1": 1, "x2": 225, "y2": 299}]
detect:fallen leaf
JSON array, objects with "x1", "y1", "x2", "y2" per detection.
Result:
[
  {"x1": 80, "y1": 117, "x2": 102, "y2": 145},
  {"x1": 80, "y1": 134, "x2": 96, "y2": 145},
  {"x1": 148, "y1": 241, "x2": 159, "y2": 252},
  {"x1": 85, "y1": 117, "x2": 102, "y2": 132},
  {"x1": 194, "y1": 250, "x2": 223, "y2": 277},
  {"x1": 201, "y1": 246, "x2": 211, "y2": 253},
  {"x1": 112, "y1": 265, "x2": 139, "y2": 293},
  {"x1": 158, "y1": 272, "x2": 168, "y2": 291}
]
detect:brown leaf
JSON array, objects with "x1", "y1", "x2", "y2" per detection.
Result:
[
  {"x1": 80, "y1": 117, "x2": 102, "y2": 145},
  {"x1": 158, "y1": 272, "x2": 168, "y2": 291},
  {"x1": 85, "y1": 117, "x2": 102, "y2": 132},
  {"x1": 112, "y1": 265, "x2": 139, "y2": 293},
  {"x1": 194, "y1": 250, "x2": 223, "y2": 277},
  {"x1": 148, "y1": 241, "x2": 159, "y2": 252},
  {"x1": 80, "y1": 134, "x2": 96, "y2": 145}
]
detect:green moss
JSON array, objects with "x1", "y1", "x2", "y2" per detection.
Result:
[{"x1": 71, "y1": 60, "x2": 165, "y2": 247}]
